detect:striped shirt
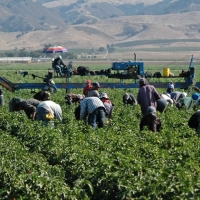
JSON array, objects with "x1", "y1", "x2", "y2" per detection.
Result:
[{"x1": 80, "y1": 97, "x2": 106, "y2": 120}]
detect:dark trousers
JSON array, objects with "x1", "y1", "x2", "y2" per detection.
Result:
[{"x1": 88, "y1": 107, "x2": 105, "y2": 129}]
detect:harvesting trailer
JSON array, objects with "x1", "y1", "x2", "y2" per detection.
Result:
[
  {"x1": 0, "y1": 55, "x2": 197, "y2": 93},
  {"x1": 108, "y1": 59, "x2": 145, "y2": 80}
]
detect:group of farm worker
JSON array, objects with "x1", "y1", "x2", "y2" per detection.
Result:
[{"x1": 1, "y1": 78, "x2": 200, "y2": 131}]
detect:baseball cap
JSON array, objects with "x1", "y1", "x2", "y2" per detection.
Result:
[
  {"x1": 99, "y1": 92, "x2": 109, "y2": 99},
  {"x1": 86, "y1": 79, "x2": 91, "y2": 84},
  {"x1": 93, "y1": 82, "x2": 100, "y2": 88}
]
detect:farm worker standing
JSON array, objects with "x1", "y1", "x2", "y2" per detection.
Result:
[
  {"x1": 9, "y1": 97, "x2": 24, "y2": 112},
  {"x1": 83, "y1": 79, "x2": 93, "y2": 96},
  {"x1": 52, "y1": 55, "x2": 65, "y2": 76},
  {"x1": 33, "y1": 91, "x2": 51, "y2": 101},
  {"x1": 123, "y1": 93, "x2": 137, "y2": 106},
  {"x1": 14, "y1": 98, "x2": 40, "y2": 120},
  {"x1": 36, "y1": 93, "x2": 62, "y2": 127},
  {"x1": 99, "y1": 92, "x2": 114, "y2": 119},
  {"x1": 137, "y1": 78, "x2": 161, "y2": 115},
  {"x1": 0, "y1": 88, "x2": 4, "y2": 106},
  {"x1": 87, "y1": 82, "x2": 100, "y2": 97},
  {"x1": 77, "y1": 97, "x2": 106, "y2": 129},
  {"x1": 140, "y1": 106, "x2": 161, "y2": 132}
]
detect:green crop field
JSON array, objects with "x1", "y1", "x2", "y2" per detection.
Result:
[{"x1": 1, "y1": 60, "x2": 200, "y2": 199}]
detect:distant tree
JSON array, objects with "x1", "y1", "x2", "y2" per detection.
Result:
[
  {"x1": 107, "y1": 44, "x2": 111, "y2": 49},
  {"x1": 44, "y1": 44, "x2": 53, "y2": 48},
  {"x1": 98, "y1": 47, "x2": 105, "y2": 52}
]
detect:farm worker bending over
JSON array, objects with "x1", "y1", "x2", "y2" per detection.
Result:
[
  {"x1": 166, "y1": 83, "x2": 174, "y2": 95},
  {"x1": 87, "y1": 82, "x2": 100, "y2": 97},
  {"x1": 99, "y1": 92, "x2": 114, "y2": 119},
  {"x1": 0, "y1": 88, "x2": 4, "y2": 106},
  {"x1": 83, "y1": 79, "x2": 93, "y2": 96},
  {"x1": 14, "y1": 98, "x2": 40, "y2": 120},
  {"x1": 161, "y1": 94, "x2": 173, "y2": 106},
  {"x1": 123, "y1": 93, "x2": 137, "y2": 106},
  {"x1": 176, "y1": 97, "x2": 194, "y2": 110},
  {"x1": 9, "y1": 97, "x2": 24, "y2": 112},
  {"x1": 188, "y1": 110, "x2": 200, "y2": 134},
  {"x1": 140, "y1": 106, "x2": 161, "y2": 132},
  {"x1": 36, "y1": 93, "x2": 62, "y2": 127},
  {"x1": 77, "y1": 97, "x2": 107, "y2": 129},
  {"x1": 52, "y1": 55, "x2": 65, "y2": 76},
  {"x1": 137, "y1": 78, "x2": 161, "y2": 115},
  {"x1": 169, "y1": 91, "x2": 187, "y2": 103},
  {"x1": 193, "y1": 95, "x2": 200, "y2": 109},
  {"x1": 33, "y1": 91, "x2": 51, "y2": 101}
]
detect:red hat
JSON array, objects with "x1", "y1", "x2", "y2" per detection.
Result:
[{"x1": 86, "y1": 79, "x2": 91, "y2": 83}]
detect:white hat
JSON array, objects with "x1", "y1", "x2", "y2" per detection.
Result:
[{"x1": 99, "y1": 92, "x2": 109, "y2": 99}]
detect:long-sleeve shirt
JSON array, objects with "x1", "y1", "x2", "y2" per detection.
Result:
[
  {"x1": 170, "y1": 92, "x2": 183, "y2": 102},
  {"x1": 83, "y1": 85, "x2": 93, "y2": 96},
  {"x1": 123, "y1": 93, "x2": 137, "y2": 105},
  {"x1": 161, "y1": 94, "x2": 173, "y2": 105},
  {"x1": 20, "y1": 98, "x2": 40, "y2": 116},
  {"x1": 137, "y1": 85, "x2": 161, "y2": 114},
  {"x1": 140, "y1": 113, "x2": 161, "y2": 132},
  {"x1": 9, "y1": 97, "x2": 24, "y2": 112},
  {"x1": 103, "y1": 101, "x2": 114, "y2": 118},
  {"x1": 80, "y1": 97, "x2": 106, "y2": 120},
  {"x1": 87, "y1": 89, "x2": 99, "y2": 97},
  {"x1": 36, "y1": 100, "x2": 62, "y2": 122}
]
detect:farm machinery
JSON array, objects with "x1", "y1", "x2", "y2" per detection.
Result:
[{"x1": 0, "y1": 55, "x2": 198, "y2": 93}]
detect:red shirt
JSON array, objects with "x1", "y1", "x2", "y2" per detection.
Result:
[{"x1": 83, "y1": 85, "x2": 92, "y2": 96}]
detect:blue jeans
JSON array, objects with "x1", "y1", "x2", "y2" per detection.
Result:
[
  {"x1": 55, "y1": 65, "x2": 63, "y2": 75},
  {"x1": 51, "y1": 84, "x2": 57, "y2": 93},
  {"x1": 88, "y1": 107, "x2": 105, "y2": 129},
  {"x1": 0, "y1": 95, "x2": 4, "y2": 106}
]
